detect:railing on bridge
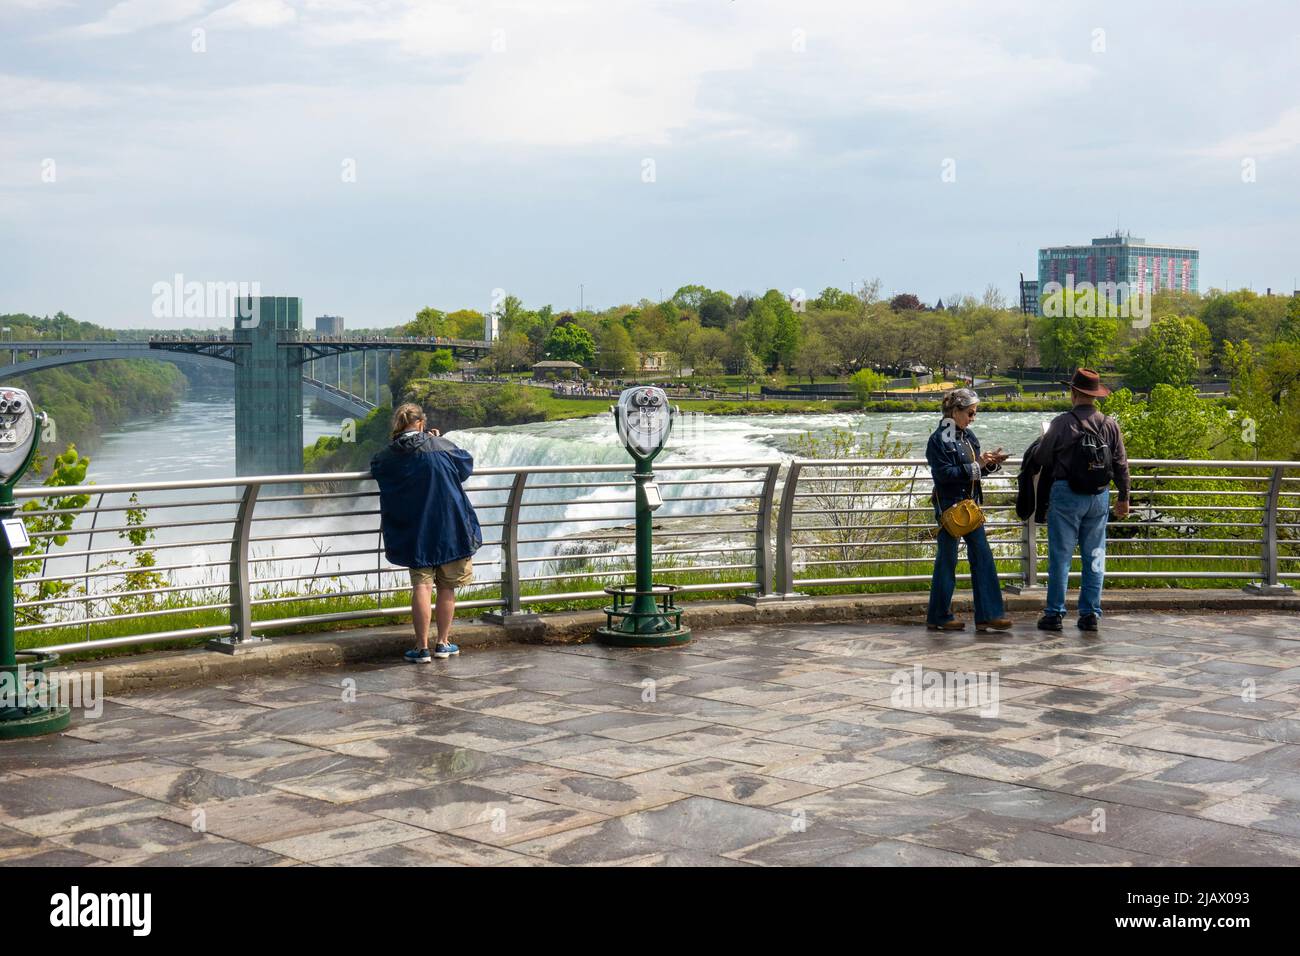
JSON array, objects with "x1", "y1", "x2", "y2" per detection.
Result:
[{"x1": 10, "y1": 458, "x2": 1297, "y2": 657}]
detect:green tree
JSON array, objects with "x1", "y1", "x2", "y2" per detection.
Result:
[
  {"x1": 481, "y1": 331, "x2": 531, "y2": 376},
  {"x1": 1035, "y1": 313, "x2": 1119, "y2": 370},
  {"x1": 699, "y1": 291, "x2": 735, "y2": 329},
  {"x1": 15, "y1": 445, "x2": 91, "y2": 624},
  {"x1": 1122, "y1": 315, "x2": 1211, "y2": 390},
  {"x1": 762, "y1": 290, "x2": 800, "y2": 370},
  {"x1": 1224, "y1": 339, "x2": 1300, "y2": 459},
  {"x1": 1102, "y1": 385, "x2": 1234, "y2": 459},
  {"x1": 106, "y1": 493, "x2": 169, "y2": 614},
  {"x1": 745, "y1": 300, "x2": 776, "y2": 368},
  {"x1": 543, "y1": 323, "x2": 597, "y2": 365},
  {"x1": 813, "y1": 287, "x2": 859, "y2": 311},
  {"x1": 849, "y1": 368, "x2": 888, "y2": 405},
  {"x1": 428, "y1": 349, "x2": 456, "y2": 375},
  {"x1": 665, "y1": 320, "x2": 701, "y2": 377},
  {"x1": 670, "y1": 285, "x2": 711, "y2": 311},
  {"x1": 407, "y1": 307, "x2": 449, "y2": 336},
  {"x1": 598, "y1": 322, "x2": 638, "y2": 376},
  {"x1": 447, "y1": 309, "x2": 486, "y2": 339},
  {"x1": 1278, "y1": 295, "x2": 1300, "y2": 344},
  {"x1": 794, "y1": 329, "x2": 834, "y2": 384}
]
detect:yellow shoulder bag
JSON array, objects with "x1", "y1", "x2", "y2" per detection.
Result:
[{"x1": 939, "y1": 438, "x2": 985, "y2": 537}]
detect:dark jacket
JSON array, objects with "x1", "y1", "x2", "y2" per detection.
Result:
[
  {"x1": 1033, "y1": 405, "x2": 1131, "y2": 500},
  {"x1": 926, "y1": 421, "x2": 1000, "y2": 510},
  {"x1": 1016, "y1": 436, "x2": 1056, "y2": 523},
  {"x1": 370, "y1": 431, "x2": 482, "y2": 569}
]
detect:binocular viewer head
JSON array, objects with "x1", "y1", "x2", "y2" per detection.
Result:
[{"x1": 0, "y1": 387, "x2": 40, "y2": 487}]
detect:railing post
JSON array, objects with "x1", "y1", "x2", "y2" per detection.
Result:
[
  {"x1": 1245, "y1": 465, "x2": 1293, "y2": 595},
  {"x1": 207, "y1": 481, "x2": 269, "y2": 653},
  {"x1": 1003, "y1": 514, "x2": 1043, "y2": 594},
  {"x1": 773, "y1": 460, "x2": 808, "y2": 599},
  {"x1": 738, "y1": 462, "x2": 782, "y2": 606},
  {"x1": 483, "y1": 471, "x2": 541, "y2": 630}
]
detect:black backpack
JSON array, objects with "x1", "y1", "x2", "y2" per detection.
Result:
[{"x1": 1066, "y1": 409, "x2": 1113, "y2": 494}]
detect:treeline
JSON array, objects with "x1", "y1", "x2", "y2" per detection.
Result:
[
  {"x1": 1, "y1": 312, "x2": 187, "y2": 468},
  {"x1": 390, "y1": 283, "x2": 1037, "y2": 395},
  {"x1": 394, "y1": 282, "x2": 1299, "y2": 387}
]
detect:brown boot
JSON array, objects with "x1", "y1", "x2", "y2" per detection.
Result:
[
  {"x1": 926, "y1": 620, "x2": 966, "y2": 631},
  {"x1": 976, "y1": 618, "x2": 1013, "y2": 632}
]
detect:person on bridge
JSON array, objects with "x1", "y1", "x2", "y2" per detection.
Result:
[
  {"x1": 371, "y1": 403, "x2": 482, "y2": 663},
  {"x1": 925, "y1": 388, "x2": 1012, "y2": 632},
  {"x1": 1032, "y1": 369, "x2": 1130, "y2": 632}
]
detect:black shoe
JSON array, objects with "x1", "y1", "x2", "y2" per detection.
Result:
[
  {"x1": 1077, "y1": 614, "x2": 1099, "y2": 631},
  {"x1": 1036, "y1": 614, "x2": 1063, "y2": 631}
]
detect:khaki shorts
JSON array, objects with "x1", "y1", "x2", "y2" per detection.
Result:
[{"x1": 410, "y1": 557, "x2": 474, "y2": 589}]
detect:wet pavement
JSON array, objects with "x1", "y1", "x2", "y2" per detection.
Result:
[{"x1": 3, "y1": 610, "x2": 1300, "y2": 866}]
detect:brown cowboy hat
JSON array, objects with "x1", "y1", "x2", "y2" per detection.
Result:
[{"x1": 1064, "y1": 367, "x2": 1110, "y2": 398}]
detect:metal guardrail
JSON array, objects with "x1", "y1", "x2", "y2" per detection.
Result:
[{"x1": 10, "y1": 458, "x2": 1297, "y2": 656}]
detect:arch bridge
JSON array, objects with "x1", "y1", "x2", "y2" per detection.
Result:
[{"x1": 0, "y1": 311, "x2": 494, "y2": 473}]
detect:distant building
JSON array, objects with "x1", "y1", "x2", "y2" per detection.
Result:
[
  {"x1": 1019, "y1": 278, "x2": 1040, "y2": 316},
  {"x1": 1038, "y1": 232, "x2": 1199, "y2": 302},
  {"x1": 639, "y1": 351, "x2": 669, "y2": 372},
  {"x1": 315, "y1": 315, "x2": 344, "y2": 335}
]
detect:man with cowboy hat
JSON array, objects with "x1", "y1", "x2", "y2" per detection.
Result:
[{"x1": 1031, "y1": 368, "x2": 1130, "y2": 632}]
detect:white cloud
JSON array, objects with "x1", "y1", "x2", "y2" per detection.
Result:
[
  {"x1": 0, "y1": 73, "x2": 107, "y2": 111},
  {"x1": 1198, "y1": 106, "x2": 1300, "y2": 160},
  {"x1": 206, "y1": 0, "x2": 295, "y2": 29},
  {"x1": 75, "y1": 0, "x2": 210, "y2": 37}
]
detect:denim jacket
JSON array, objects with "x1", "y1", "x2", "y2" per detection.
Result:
[{"x1": 926, "y1": 420, "x2": 999, "y2": 509}]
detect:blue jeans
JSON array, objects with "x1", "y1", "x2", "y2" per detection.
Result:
[
  {"x1": 1046, "y1": 479, "x2": 1110, "y2": 618},
  {"x1": 928, "y1": 499, "x2": 1005, "y2": 625}
]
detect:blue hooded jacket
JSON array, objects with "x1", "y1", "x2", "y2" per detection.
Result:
[{"x1": 370, "y1": 431, "x2": 482, "y2": 569}]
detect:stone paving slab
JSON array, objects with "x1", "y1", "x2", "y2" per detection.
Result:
[{"x1": 4, "y1": 609, "x2": 1300, "y2": 866}]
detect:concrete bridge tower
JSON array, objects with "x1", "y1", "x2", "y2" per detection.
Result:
[{"x1": 234, "y1": 295, "x2": 304, "y2": 476}]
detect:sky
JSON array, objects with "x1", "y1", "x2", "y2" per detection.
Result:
[{"x1": 2, "y1": 0, "x2": 1299, "y2": 330}]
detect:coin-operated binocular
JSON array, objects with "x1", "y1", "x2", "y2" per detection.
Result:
[
  {"x1": 596, "y1": 386, "x2": 691, "y2": 647},
  {"x1": 0, "y1": 387, "x2": 70, "y2": 738}
]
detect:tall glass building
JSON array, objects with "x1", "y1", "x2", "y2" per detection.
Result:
[{"x1": 1038, "y1": 232, "x2": 1199, "y2": 298}]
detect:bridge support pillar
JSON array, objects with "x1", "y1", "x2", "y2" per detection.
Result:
[{"x1": 234, "y1": 296, "x2": 304, "y2": 477}]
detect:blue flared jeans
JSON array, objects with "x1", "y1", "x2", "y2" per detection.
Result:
[{"x1": 927, "y1": 498, "x2": 1005, "y2": 626}]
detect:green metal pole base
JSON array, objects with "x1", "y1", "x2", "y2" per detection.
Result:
[
  {"x1": 0, "y1": 707, "x2": 71, "y2": 739},
  {"x1": 594, "y1": 624, "x2": 692, "y2": 648}
]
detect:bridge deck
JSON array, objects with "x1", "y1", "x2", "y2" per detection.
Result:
[{"x1": 3, "y1": 610, "x2": 1299, "y2": 866}]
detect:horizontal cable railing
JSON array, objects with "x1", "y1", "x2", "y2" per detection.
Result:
[{"x1": 10, "y1": 457, "x2": 1296, "y2": 656}]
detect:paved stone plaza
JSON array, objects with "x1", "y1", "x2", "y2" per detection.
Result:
[{"x1": 3, "y1": 610, "x2": 1300, "y2": 866}]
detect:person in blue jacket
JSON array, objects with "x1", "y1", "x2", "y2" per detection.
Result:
[
  {"x1": 925, "y1": 388, "x2": 1011, "y2": 632},
  {"x1": 370, "y1": 403, "x2": 482, "y2": 663}
]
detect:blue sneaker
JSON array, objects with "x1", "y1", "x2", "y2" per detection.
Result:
[
  {"x1": 433, "y1": 642, "x2": 460, "y2": 660},
  {"x1": 404, "y1": 648, "x2": 432, "y2": 664}
]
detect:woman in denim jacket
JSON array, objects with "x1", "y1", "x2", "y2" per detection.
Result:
[{"x1": 925, "y1": 388, "x2": 1012, "y2": 632}]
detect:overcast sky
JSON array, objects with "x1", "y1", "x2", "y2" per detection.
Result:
[{"x1": 3, "y1": 0, "x2": 1299, "y2": 329}]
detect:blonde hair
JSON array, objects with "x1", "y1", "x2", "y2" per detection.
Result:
[{"x1": 390, "y1": 403, "x2": 425, "y2": 438}]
